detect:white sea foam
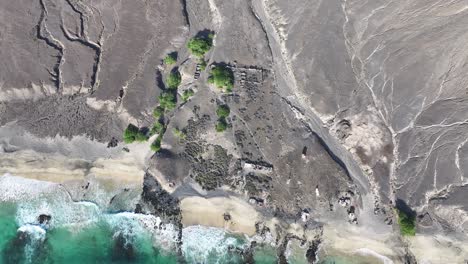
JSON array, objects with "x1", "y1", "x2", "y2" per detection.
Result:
[
  {"x1": 182, "y1": 225, "x2": 245, "y2": 264},
  {"x1": 15, "y1": 198, "x2": 101, "y2": 229},
  {"x1": 17, "y1": 224, "x2": 47, "y2": 264},
  {"x1": 17, "y1": 224, "x2": 47, "y2": 240},
  {"x1": 0, "y1": 173, "x2": 56, "y2": 201},
  {"x1": 2, "y1": 174, "x2": 254, "y2": 262},
  {"x1": 354, "y1": 248, "x2": 394, "y2": 264}
]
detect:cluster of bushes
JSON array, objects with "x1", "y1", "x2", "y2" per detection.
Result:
[
  {"x1": 187, "y1": 34, "x2": 214, "y2": 57},
  {"x1": 123, "y1": 124, "x2": 148, "y2": 143},
  {"x1": 208, "y1": 66, "x2": 234, "y2": 92},
  {"x1": 149, "y1": 55, "x2": 185, "y2": 152},
  {"x1": 215, "y1": 104, "x2": 230, "y2": 132}
]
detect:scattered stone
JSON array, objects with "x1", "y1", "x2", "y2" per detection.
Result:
[
  {"x1": 249, "y1": 197, "x2": 264, "y2": 206},
  {"x1": 223, "y1": 213, "x2": 231, "y2": 221},
  {"x1": 107, "y1": 137, "x2": 118, "y2": 148},
  {"x1": 38, "y1": 214, "x2": 51, "y2": 226},
  {"x1": 301, "y1": 209, "x2": 310, "y2": 222},
  {"x1": 302, "y1": 146, "x2": 308, "y2": 159},
  {"x1": 338, "y1": 197, "x2": 351, "y2": 207},
  {"x1": 134, "y1": 204, "x2": 143, "y2": 214}
]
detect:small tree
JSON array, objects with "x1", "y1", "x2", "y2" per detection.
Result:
[
  {"x1": 182, "y1": 89, "x2": 194, "y2": 102},
  {"x1": 150, "y1": 137, "x2": 162, "y2": 152},
  {"x1": 397, "y1": 208, "x2": 416, "y2": 236},
  {"x1": 123, "y1": 124, "x2": 148, "y2": 143},
  {"x1": 163, "y1": 53, "x2": 177, "y2": 65},
  {"x1": 216, "y1": 105, "x2": 230, "y2": 118},
  {"x1": 199, "y1": 59, "x2": 207, "y2": 71},
  {"x1": 166, "y1": 70, "x2": 181, "y2": 90},
  {"x1": 153, "y1": 106, "x2": 164, "y2": 119},
  {"x1": 158, "y1": 92, "x2": 177, "y2": 110},
  {"x1": 208, "y1": 65, "x2": 234, "y2": 92},
  {"x1": 215, "y1": 118, "x2": 228, "y2": 132},
  {"x1": 187, "y1": 35, "x2": 213, "y2": 57},
  {"x1": 150, "y1": 121, "x2": 164, "y2": 135}
]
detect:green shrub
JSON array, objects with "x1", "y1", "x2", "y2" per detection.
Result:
[
  {"x1": 150, "y1": 122, "x2": 164, "y2": 135},
  {"x1": 153, "y1": 106, "x2": 164, "y2": 118},
  {"x1": 215, "y1": 118, "x2": 228, "y2": 132},
  {"x1": 216, "y1": 105, "x2": 230, "y2": 118},
  {"x1": 163, "y1": 53, "x2": 177, "y2": 65},
  {"x1": 166, "y1": 70, "x2": 181, "y2": 90},
  {"x1": 187, "y1": 35, "x2": 213, "y2": 57},
  {"x1": 123, "y1": 124, "x2": 148, "y2": 143},
  {"x1": 150, "y1": 137, "x2": 162, "y2": 152},
  {"x1": 182, "y1": 89, "x2": 194, "y2": 102},
  {"x1": 208, "y1": 66, "x2": 234, "y2": 92},
  {"x1": 158, "y1": 92, "x2": 177, "y2": 110},
  {"x1": 397, "y1": 209, "x2": 416, "y2": 236}
]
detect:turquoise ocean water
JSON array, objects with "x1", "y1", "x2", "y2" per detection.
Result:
[
  {"x1": 0, "y1": 201, "x2": 379, "y2": 264},
  {"x1": 0, "y1": 174, "x2": 370, "y2": 264},
  {"x1": 0, "y1": 201, "x2": 287, "y2": 264}
]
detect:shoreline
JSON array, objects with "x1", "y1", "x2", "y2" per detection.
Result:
[
  {"x1": 2, "y1": 172, "x2": 468, "y2": 263},
  {"x1": 0, "y1": 129, "x2": 467, "y2": 263}
]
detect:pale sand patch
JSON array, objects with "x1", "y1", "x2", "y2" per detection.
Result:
[
  {"x1": 180, "y1": 196, "x2": 260, "y2": 236},
  {"x1": 408, "y1": 235, "x2": 468, "y2": 263},
  {"x1": 319, "y1": 224, "x2": 401, "y2": 262},
  {"x1": 0, "y1": 146, "x2": 147, "y2": 185}
]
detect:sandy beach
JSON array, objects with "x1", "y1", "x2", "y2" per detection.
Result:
[
  {"x1": 2, "y1": 127, "x2": 467, "y2": 263},
  {"x1": 180, "y1": 196, "x2": 261, "y2": 236},
  {"x1": 0, "y1": 125, "x2": 155, "y2": 187},
  {"x1": 0, "y1": 149, "x2": 145, "y2": 185},
  {"x1": 408, "y1": 234, "x2": 468, "y2": 263}
]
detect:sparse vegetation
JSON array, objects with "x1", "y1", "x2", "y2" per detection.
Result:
[
  {"x1": 397, "y1": 208, "x2": 416, "y2": 236},
  {"x1": 187, "y1": 34, "x2": 214, "y2": 57},
  {"x1": 173, "y1": 127, "x2": 186, "y2": 140},
  {"x1": 166, "y1": 70, "x2": 181, "y2": 90},
  {"x1": 216, "y1": 105, "x2": 230, "y2": 118},
  {"x1": 208, "y1": 65, "x2": 234, "y2": 92},
  {"x1": 158, "y1": 92, "x2": 177, "y2": 110},
  {"x1": 163, "y1": 53, "x2": 177, "y2": 65},
  {"x1": 199, "y1": 59, "x2": 207, "y2": 71},
  {"x1": 123, "y1": 124, "x2": 148, "y2": 143},
  {"x1": 182, "y1": 89, "x2": 194, "y2": 102},
  {"x1": 215, "y1": 118, "x2": 228, "y2": 132}
]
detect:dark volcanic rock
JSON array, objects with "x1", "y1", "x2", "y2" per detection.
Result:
[
  {"x1": 141, "y1": 172, "x2": 180, "y2": 220},
  {"x1": 38, "y1": 214, "x2": 51, "y2": 225}
]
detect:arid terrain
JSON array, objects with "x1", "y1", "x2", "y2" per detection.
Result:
[{"x1": 0, "y1": 0, "x2": 467, "y2": 263}]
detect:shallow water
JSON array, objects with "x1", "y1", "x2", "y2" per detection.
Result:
[{"x1": 0, "y1": 202, "x2": 252, "y2": 264}]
